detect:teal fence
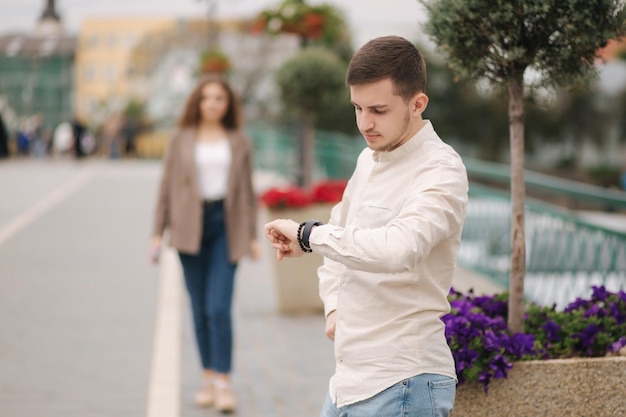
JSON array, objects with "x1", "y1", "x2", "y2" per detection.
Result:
[
  {"x1": 246, "y1": 123, "x2": 363, "y2": 182},
  {"x1": 460, "y1": 183, "x2": 626, "y2": 307},
  {"x1": 249, "y1": 127, "x2": 626, "y2": 308}
]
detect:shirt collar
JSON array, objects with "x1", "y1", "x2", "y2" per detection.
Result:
[{"x1": 372, "y1": 120, "x2": 434, "y2": 163}]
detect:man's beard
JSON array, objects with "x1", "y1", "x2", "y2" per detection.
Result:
[{"x1": 378, "y1": 109, "x2": 411, "y2": 153}]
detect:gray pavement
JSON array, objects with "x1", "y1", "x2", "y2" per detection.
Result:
[{"x1": 0, "y1": 158, "x2": 513, "y2": 417}]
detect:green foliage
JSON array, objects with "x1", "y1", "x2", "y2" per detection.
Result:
[
  {"x1": 422, "y1": 48, "x2": 509, "y2": 160},
  {"x1": 587, "y1": 164, "x2": 622, "y2": 187},
  {"x1": 254, "y1": 0, "x2": 353, "y2": 59},
  {"x1": 123, "y1": 99, "x2": 146, "y2": 121},
  {"x1": 525, "y1": 290, "x2": 626, "y2": 358},
  {"x1": 275, "y1": 47, "x2": 347, "y2": 115},
  {"x1": 421, "y1": 0, "x2": 626, "y2": 88},
  {"x1": 198, "y1": 48, "x2": 231, "y2": 74}
]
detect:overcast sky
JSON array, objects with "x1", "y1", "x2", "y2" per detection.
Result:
[{"x1": 0, "y1": 0, "x2": 428, "y2": 47}]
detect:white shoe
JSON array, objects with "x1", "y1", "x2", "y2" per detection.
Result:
[
  {"x1": 214, "y1": 380, "x2": 236, "y2": 413},
  {"x1": 195, "y1": 380, "x2": 214, "y2": 408}
]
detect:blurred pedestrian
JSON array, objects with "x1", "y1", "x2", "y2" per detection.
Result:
[
  {"x1": 29, "y1": 113, "x2": 46, "y2": 158},
  {"x1": 120, "y1": 115, "x2": 140, "y2": 158},
  {"x1": 99, "y1": 113, "x2": 123, "y2": 159},
  {"x1": 0, "y1": 113, "x2": 9, "y2": 158},
  {"x1": 149, "y1": 75, "x2": 260, "y2": 413},
  {"x1": 16, "y1": 121, "x2": 30, "y2": 157},
  {"x1": 52, "y1": 121, "x2": 73, "y2": 156},
  {"x1": 264, "y1": 36, "x2": 468, "y2": 417},
  {"x1": 71, "y1": 116, "x2": 87, "y2": 159}
]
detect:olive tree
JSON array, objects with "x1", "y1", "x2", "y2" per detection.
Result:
[
  {"x1": 276, "y1": 47, "x2": 346, "y2": 188},
  {"x1": 421, "y1": 0, "x2": 626, "y2": 333}
]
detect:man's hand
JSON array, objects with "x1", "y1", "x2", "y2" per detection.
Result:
[
  {"x1": 325, "y1": 311, "x2": 337, "y2": 341},
  {"x1": 263, "y1": 219, "x2": 304, "y2": 260}
]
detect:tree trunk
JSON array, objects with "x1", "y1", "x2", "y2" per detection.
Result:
[
  {"x1": 507, "y1": 72, "x2": 526, "y2": 334},
  {"x1": 298, "y1": 111, "x2": 315, "y2": 189}
]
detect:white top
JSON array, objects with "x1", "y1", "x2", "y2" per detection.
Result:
[
  {"x1": 310, "y1": 121, "x2": 469, "y2": 407},
  {"x1": 194, "y1": 139, "x2": 231, "y2": 201}
]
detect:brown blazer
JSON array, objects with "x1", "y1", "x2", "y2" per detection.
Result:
[{"x1": 152, "y1": 128, "x2": 258, "y2": 262}]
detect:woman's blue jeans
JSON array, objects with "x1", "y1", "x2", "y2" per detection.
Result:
[
  {"x1": 320, "y1": 374, "x2": 456, "y2": 417},
  {"x1": 178, "y1": 201, "x2": 237, "y2": 374}
]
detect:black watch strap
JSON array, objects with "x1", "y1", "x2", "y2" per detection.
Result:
[{"x1": 302, "y1": 220, "x2": 323, "y2": 249}]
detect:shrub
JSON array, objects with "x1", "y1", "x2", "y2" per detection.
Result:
[{"x1": 444, "y1": 286, "x2": 626, "y2": 392}]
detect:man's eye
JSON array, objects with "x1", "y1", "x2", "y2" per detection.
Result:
[{"x1": 373, "y1": 109, "x2": 385, "y2": 114}]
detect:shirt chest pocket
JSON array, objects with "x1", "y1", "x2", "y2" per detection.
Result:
[{"x1": 354, "y1": 204, "x2": 397, "y2": 229}]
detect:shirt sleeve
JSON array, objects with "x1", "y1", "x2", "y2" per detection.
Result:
[
  {"x1": 310, "y1": 158, "x2": 468, "y2": 274},
  {"x1": 317, "y1": 182, "x2": 351, "y2": 317}
]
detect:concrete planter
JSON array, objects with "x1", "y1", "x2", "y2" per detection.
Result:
[
  {"x1": 265, "y1": 203, "x2": 333, "y2": 315},
  {"x1": 452, "y1": 356, "x2": 626, "y2": 417}
]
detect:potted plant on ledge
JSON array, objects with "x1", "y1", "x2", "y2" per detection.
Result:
[
  {"x1": 261, "y1": 179, "x2": 347, "y2": 314},
  {"x1": 447, "y1": 285, "x2": 626, "y2": 417},
  {"x1": 198, "y1": 48, "x2": 231, "y2": 75}
]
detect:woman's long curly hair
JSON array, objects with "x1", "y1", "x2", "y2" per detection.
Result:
[{"x1": 177, "y1": 75, "x2": 241, "y2": 130}]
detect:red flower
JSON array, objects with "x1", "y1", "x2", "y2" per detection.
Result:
[
  {"x1": 260, "y1": 180, "x2": 348, "y2": 209},
  {"x1": 260, "y1": 186, "x2": 312, "y2": 209},
  {"x1": 250, "y1": 17, "x2": 267, "y2": 34},
  {"x1": 311, "y1": 179, "x2": 347, "y2": 203}
]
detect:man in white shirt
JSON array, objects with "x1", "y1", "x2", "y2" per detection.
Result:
[{"x1": 264, "y1": 35, "x2": 468, "y2": 417}]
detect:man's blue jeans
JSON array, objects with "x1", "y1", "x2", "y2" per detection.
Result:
[
  {"x1": 179, "y1": 201, "x2": 237, "y2": 374},
  {"x1": 320, "y1": 374, "x2": 456, "y2": 417}
]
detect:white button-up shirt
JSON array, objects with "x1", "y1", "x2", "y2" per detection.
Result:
[{"x1": 310, "y1": 121, "x2": 468, "y2": 407}]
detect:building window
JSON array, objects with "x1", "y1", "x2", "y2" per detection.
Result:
[
  {"x1": 87, "y1": 34, "x2": 99, "y2": 47},
  {"x1": 85, "y1": 65, "x2": 96, "y2": 82},
  {"x1": 125, "y1": 32, "x2": 136, "y2": 48},
  {"x1": 105, "y1": 65, "x2": 116, "y2": 81}
]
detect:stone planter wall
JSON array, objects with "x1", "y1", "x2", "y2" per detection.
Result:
[
  {"x1": 264, "y1": 204, "x2": 333, "y2": 315},
  {"x1": 452, "y1": 356, "x2": 626, "y2": 417}
]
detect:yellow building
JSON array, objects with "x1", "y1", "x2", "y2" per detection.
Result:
[{"x1": 75, "y1": 17, "x2": 177, "y2": 124}]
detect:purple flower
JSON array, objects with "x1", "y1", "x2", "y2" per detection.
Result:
[
  {"x1": 504, "y1": 333, "x2": 536, "y2": 358},
  {"x1": 444, "y1": 315, "x2": 481, "y2": 344},
  {"x1": 583, "y1": 304, "x2": 602, "y2": 318},
  {"x1": 483, "y1": 330, "x2": 504, "y2": 352},
  {"x1": 573, "y1": 323, "x2": 601, "y2": 355},
  {"x1": 453, "y1": 348, "x2": 480, "y2": 382},
  {"x1": 564, "y1": 297, "x2": 590, "y2": 313},
  {"x1": 489, "y1": 354, "x2": 513, "y2": 379},
  {"x1": 608, "y1": 337, "x2": 626, "y2": 354},
  {"x1": 472, "y1": 295, "x2": 508, "y2": 317},
  {"x1": 591, "y1": 285, "x2": 610, "y2": 302},
  {"x1": 478, "y1": 370, "x2": 492, "y2": 393},
  {"x1": 446, "y1": 286, "x2": 624, "y2": 392},
  {"x1": 449, "y1": 298, "x2": 475, "y2": 315},
  {"x1": 542, "y1": 320, "x2": 561, "y2": 343},
  {"x1": 609, "y1": 302, "x2": 626, "y2": 324}
]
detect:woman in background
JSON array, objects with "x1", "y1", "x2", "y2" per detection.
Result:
[{"x1": 150, "y1": 75, "x2": 260, "y2": 413}]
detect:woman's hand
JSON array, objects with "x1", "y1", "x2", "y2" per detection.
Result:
[
  {"x1": 263, "y1": 219, "x2": 303, "y2": 260},
  {"x1": 249, "y1": 239, "x2": 261, "y2": 261},
  {"x1": 149, "y1": 236, "x2": 162, "y2": 264}
]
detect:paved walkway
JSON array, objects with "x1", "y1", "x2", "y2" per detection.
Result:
[{"x1": 0, "y1": 158, "x2": 515, "y2": 417}]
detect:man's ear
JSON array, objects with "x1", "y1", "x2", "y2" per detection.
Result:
[{"x1": 411, "y1": 93, "x2": 429, "y2": 116}]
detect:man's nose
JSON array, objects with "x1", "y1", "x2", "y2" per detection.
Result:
[{"x1": 358, "y1": 114, "x2": 373, "y2": 132}]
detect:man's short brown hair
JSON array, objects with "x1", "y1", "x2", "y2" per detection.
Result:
[{"x1": 346, "y1": 36, "x2": 427, "y2": 101}]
